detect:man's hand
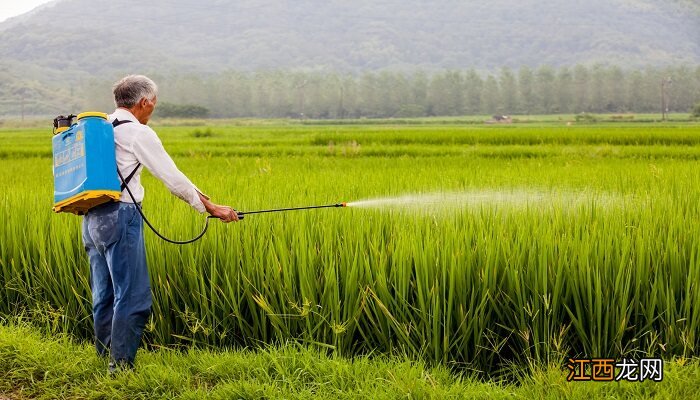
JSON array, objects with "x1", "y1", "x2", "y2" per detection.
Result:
[
  {"x1": 198, "y1": 193, "x2": 239, "y2": 223},
  {"x1": 208, "y1": 204, "x2": 239, "y2": 222}
]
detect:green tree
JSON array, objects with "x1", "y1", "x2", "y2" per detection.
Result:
[
  {"x1": 573, "y1": 64, "x2": 590, "y2": 113},
  {"x1": 535, "y1": 66, "x2": 557, "y2": 113},
  {"x1": 589, "y1": 65, "x2": 606, "y2": 113},
  {"x1": 626, "y1": 70, "x2": 645, "y2": 112},
  {"x1": 668, "y1": 66, "x2": 697, "y2": 112},
  {"x1": 377, "y1": 71, "x2": 407, "y2": 117},
  {"x1": 410, "y1": 70, "x2": 429, "y2": 116},
  {"x1": 692, "y1": 102, "x2": 700, "y2": 118},
  {"x1": 358, "y1": 73, "x2": 381, "y2": 118},
  {"x1": 481, "y1": 75, "x2": 500, "y2": 115},
  {"x1": 499, "y1": 67, "x2": 518, "y2": 114},
  {"x1": 428, "y1": 71, "x2": 464, "y2": 116},
  {"x1": 463, "y1": 69, "x2": 483, "y2": 115},
  {"x1": 607, "y1": 66, "x2": 626, "y2": 112},
  {"x1": 518, "y1": 66, "x2": 535, "y2": 114},
  {"x1": 556, "y1": 67, "x2": 574, "y2": 113}
]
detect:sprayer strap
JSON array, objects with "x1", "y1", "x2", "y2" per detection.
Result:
[
  {"x1": 111, "y1": 118, "x2": 140, "y2": 191},
  {"x1": 112, "y1": 118, "x2": 132, "y2": 128},
  {"x1": 120, "y1": 164, "x2": 141, "y2": 191}
]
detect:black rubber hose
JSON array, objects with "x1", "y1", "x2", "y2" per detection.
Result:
[{"x1": 118, "y1": 168, "x2": 214, "y2": 245}]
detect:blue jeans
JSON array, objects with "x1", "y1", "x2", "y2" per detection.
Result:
[{"x1": 82, "y1": 202, "x2": 152, "y2": 366}]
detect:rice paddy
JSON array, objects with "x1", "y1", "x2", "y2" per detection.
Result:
[{"x1": 1, "y1": 121, "x2": 699, "y2": 376}]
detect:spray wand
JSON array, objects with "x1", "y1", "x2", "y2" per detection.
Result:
[{"x1": 236, "y1": 202, "x2": 347, "y2": 218}]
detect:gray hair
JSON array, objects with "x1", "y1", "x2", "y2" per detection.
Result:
[{"x1": 112, "y1": 75, "x2": 158, "y2": 108}]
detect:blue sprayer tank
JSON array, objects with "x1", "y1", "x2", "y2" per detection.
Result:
[{"x1": 52, "y1": 112, "x2": 122, "y2": 215}]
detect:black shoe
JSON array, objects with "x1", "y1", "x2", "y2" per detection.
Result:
[{"x1": 108, "y1": 359, "x2": 134, "y2": 375}]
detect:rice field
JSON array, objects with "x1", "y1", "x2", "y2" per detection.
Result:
[{"x1": 1, "y1": 121, "x2": 700, "y2": 376}]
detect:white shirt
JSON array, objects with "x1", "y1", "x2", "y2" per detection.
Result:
[{"x1": 109, "y1": 108, "x2": 207, "y2": 213}]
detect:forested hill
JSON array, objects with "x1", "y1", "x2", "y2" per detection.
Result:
[
  {"x1": 0, "y1": 0, "x2": 698, "y2": 117},
  {"x1": 0, "y1": 0, "x2": 698, "y2": 79}
]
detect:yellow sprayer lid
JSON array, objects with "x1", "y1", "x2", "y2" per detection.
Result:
[{"x1": 76, "y1": 112, "x2": 108, "y2": 120}]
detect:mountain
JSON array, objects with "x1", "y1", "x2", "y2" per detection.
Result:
[{"x1": 0, "y1": 0, "x2": 697, "y2": 116}]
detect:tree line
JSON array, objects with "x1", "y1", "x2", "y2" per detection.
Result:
[{"x1": 80, "y1": 65, "x2": 700, "y2": 119}]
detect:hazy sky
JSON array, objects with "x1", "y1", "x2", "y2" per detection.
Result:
[{"x1": 0, "y1": 0, "x2": 53, "y2": 23}]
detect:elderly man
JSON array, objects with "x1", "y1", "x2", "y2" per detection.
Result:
[{"x1": 81, "y1": 75, "x2": 238, "y2": 373}]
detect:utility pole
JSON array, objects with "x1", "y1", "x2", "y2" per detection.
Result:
[
  {"x1": 661, "y1": 77, "x2": 672, "y2": 121},
  {"x1": 13, "y1": 88, "x2": 27, "y2": 123}
]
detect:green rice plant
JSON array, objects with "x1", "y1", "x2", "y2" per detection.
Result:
[{"x1": 1, "y1": 122, "x2": 700, "y2": 376}]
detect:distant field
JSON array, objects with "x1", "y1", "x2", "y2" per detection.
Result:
[
  {"x1": 1, "y1": 121, "x2": 700, "y2": 377},
  {"x1": 0, "y1": 112, "x2": 694, "y2": 129}
]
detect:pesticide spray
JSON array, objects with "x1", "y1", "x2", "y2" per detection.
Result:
[{"x1": 345, "y1": 190, "x2": 619, "y2": 213}]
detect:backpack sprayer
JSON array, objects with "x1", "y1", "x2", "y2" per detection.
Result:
[{"x1": 52, "y1": 112, "x2": 347, "y2": 244}]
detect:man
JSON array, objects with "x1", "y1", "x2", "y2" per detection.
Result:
[{"x1": 81, "y1": 75, "x2": 238, "y2": 373}]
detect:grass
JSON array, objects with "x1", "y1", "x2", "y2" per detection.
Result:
[
  {"x1": 2, "y1": 321, "x2": 699, "y2": 399},
  {"x1": 1, "y1": 121, "x2": 700, "y2": 377}
]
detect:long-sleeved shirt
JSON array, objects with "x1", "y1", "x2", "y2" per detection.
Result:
[{"x1": 109, "y1": 108, "x2": 207, "y2": 213}]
